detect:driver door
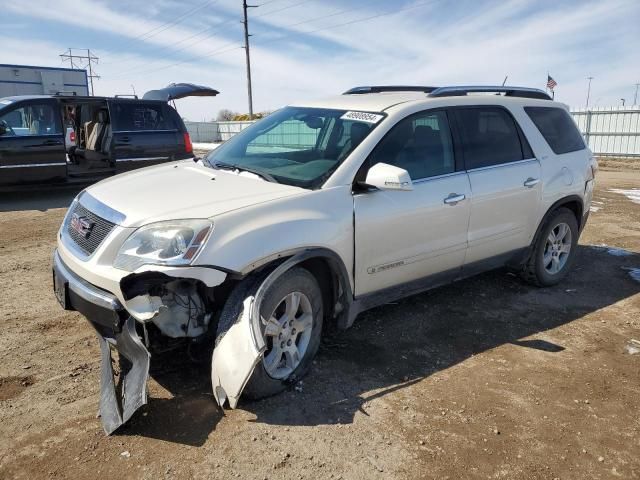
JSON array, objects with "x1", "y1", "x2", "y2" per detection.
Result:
[
  {"x1": 353, "y1": 109, "x2": 471, "y2": 296},
  {"x1": 0, "y1": 99, "x2": 67, "y2": 186}
]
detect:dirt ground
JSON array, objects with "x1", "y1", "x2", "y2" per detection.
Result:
[{"x1": 0, "y1": 166, "x2": 638, "y2": 480}]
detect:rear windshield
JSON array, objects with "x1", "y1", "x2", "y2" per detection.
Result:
[
  {"x1": 524, "y1": 106, "x2": 585, "y2": 154},
  {"x1": 203, "y1": 106, "x2": 383, "y2": 189}
]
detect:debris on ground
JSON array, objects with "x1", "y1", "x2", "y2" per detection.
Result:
[{"x1": 625, "y1": 339, "x2": 640, "y2": 355}]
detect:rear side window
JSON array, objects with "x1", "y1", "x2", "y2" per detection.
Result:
[
  {"x1": 454, "y1": 107, "x2": 526, "y2": 169},
  {"x1": 112, "y1": 102, "x2": 169, "y2": 131},
  {"x1": 524, "y1": 107, "x2": 585, "y2": 154}
]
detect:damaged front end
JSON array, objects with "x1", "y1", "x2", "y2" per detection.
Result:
[{"x1": 53, "y1": 250, "x2": 229, "y2": 434}]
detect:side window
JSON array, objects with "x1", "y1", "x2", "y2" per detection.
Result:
[
  {"x1": 112, "y1": 103, "x2": 169, "y2": 131},
  {"x1": 0, "y1": 103, "x2": 61, "y2": 136},
  {"x1": 524, "y1": 106, "x2": 585, "y2": 154},
  {"x1": 367, "y1": 110, "x2": 455, "y2": 180},
  {"x1": 454, "y1": 107, "x2": 525, "y2": 169}
]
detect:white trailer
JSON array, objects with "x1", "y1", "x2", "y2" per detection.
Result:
[{"x1": 0, "y1": 64, "x2": 89, "y2": 97}]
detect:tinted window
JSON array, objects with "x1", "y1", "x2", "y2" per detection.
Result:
[
  {"x1": 0, "y1": 103, "x2": 61, "y2": 136},
  {"x1": 367, "y1": 110, "x2": 455, "y2": 180},
  {"x1": 525, "y1": 106, "x2": 585, "y2": 154},
  {"x1": 454, "y1": 107, "x2": 525, "y2": 169},
  {"x1": 112, "y1": 103, "x2": 169, "y2": 131}
]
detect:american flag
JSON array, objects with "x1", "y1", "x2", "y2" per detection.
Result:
[{"x1": 547, "y1": 75, "x2": 558, "y2": 90}]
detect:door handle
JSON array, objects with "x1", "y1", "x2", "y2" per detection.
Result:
[
  {"x1": 524, "y1": 177, "x2": 540, "y2": 188},
  {"x1": 444, "y1": 193, "x2": 466, "y2": 205},
  {"x1": 43, "y1": 139, "x2": 62, "y2": 146},
  {"x1": 119, "y1": 136, "x2": 131, "y2": 143}
]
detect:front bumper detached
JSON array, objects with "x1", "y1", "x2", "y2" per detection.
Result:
[
  {"x1": 52, "y1": 250, "x2": 150, "y2": 434},
  {"x1": 97, "y1": 317, "x2": 150, "y2": 435}
]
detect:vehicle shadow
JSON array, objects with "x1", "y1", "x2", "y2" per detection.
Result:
[
  {"x1": 118, "y1": 244, "x2": 640, "y2": 445},
  {"x1": 0, "y1": 186, "x2": 82, "y2": 213}
]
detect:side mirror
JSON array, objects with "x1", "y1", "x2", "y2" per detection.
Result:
[{"x1": 363, "y1": 162, "x2": 413, "y2": 191}]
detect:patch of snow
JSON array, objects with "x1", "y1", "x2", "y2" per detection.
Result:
[
  {"x1": 609, "y1": 188, "x2": 640, "y2": 204},
  {"x1": 193, "y1": 142, "x2": 221, "y2": 151},
  {"x1": 606, "y1": 247, "x2": 634, "y2": 257},
  {"x1": 590, "y1": 206, "x2": 601, "y2": 212},
  {"x1": 592, "y1": 245, "x2": 635, "y2": 257},
  {"x1": 592, "y1": 200, "x2": 604, "y2": 205},
  {"x1": 625, "y1": 267, "x2": 640, "y2": 283}
]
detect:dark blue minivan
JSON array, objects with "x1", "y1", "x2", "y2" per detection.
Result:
[{"x1": 0, "y1": 83, "x2": 218, "y2": 188}]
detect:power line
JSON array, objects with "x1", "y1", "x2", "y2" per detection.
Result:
[
  {"x1": 100, "y1": 0, "x2": 217, "y2": 61},
  {"x1": 264, "y1": 0, "x2": 434, "y2": 45},
  {"x1": 60, "y1": 48, "x2": 100, "y2": 95}
]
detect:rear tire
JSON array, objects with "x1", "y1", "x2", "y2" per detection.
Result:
[{"x1": 520, "y1": 207, "x2": 579, "y2": 287}]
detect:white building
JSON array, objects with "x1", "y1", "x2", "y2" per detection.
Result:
[{"x1": 0, "y1": 64, "x2": 89, "y2": 97}]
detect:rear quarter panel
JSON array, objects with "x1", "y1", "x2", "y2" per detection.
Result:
[{"x1": 511, "y1": 104, "x2": 592, "y2": 231}]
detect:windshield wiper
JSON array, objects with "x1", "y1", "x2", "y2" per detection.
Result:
[{"x1": 213, "y1": 162, "x2": 277, "y2": 183}]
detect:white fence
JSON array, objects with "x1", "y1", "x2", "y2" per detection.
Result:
[
  {"x1": 184, "y1": 121, "x2": 253, "y2": 142},
  {"x1": 186, "y1": 107, "x2": 640, "y2": 157},
  {"x1": 571, "y1": 107, "x2": 640, "y2": 157}
]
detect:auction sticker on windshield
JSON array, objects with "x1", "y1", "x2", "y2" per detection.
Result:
[{"x1": 341, "y1": 111, "x2": 384, "y2": 124}]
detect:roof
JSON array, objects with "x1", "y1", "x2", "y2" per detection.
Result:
[
  {"x1": 292, "y1": 92, "x2": 429, "y2": 112},
  {"x1": 292, "y1": 86, "x2": 555, "y2": 112}
]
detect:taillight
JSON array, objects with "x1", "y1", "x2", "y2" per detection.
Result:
[
  {"x1": 70, "y1": 131, "x2": 76, "y2": 143},
  {"x1": 184, "y1": 132, "x2": 193, "y2": 153}
]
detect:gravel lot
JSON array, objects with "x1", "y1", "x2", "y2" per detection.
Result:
[{"x1": 0, "y1": 168, "x2": 638, "y2": 479}]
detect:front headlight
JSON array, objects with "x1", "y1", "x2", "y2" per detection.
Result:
[{"x1": 114, "y1": 220, "x2": 212, "y2": 272}]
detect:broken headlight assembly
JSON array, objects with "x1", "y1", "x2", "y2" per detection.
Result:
[{"x1": 114, "y1": 220, "x2": 212, "y2": 271}]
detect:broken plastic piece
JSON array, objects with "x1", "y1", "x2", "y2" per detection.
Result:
[
  {"x1": 211, "y1": 297, "x2": 265, "y2": 408},
  {"x1": 97, "y1": 316, "x2": 150, "y2": 435}
]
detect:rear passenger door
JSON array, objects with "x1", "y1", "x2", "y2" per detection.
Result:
[
  {"x1": 0, "y1": 99, "x2": 67, "y2": 186},
  {"x1": 452, "y1": 106, "x2": 541, "y2": 269},
  {"x1": 110, "y1": 101, "x2": 182, "y2": 173}
]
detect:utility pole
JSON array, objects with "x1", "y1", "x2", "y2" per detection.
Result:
[
  {"x1": 585, "y1": 76, "x2": 593, "y2": 109},
  {"x1": 634, "y1": 83, "x2": 639, "y2": 106},
  {"x1": 60, "y1": 48, "x2": 100, "y2": 95},
  {"x1": 242, "y1": 0, "x2": 258, "y2": 119}
]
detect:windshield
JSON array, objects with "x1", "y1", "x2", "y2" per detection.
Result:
[{"x1": 203, "y1": 106, "x2": 383, "y2": 188}]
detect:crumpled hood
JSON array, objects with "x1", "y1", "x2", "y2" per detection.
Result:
[{"x1": 84, "y1": 161, "x2": 303, "y2": 227}]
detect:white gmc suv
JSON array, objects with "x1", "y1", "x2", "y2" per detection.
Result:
[{"x1": 52, "y1": 85, "x2": 597, "y2": 434}]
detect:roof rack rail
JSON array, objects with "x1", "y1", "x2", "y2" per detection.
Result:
[
  {"x1": 54, "y1": 91, "x2": 77, "y2": 96},
  {"x1": 428, "y1": 85, "x2": 551, "y2": 100},
  {"x1": 343, "y1": 85, "x2": 438, "y2": 95},
  {"x1": 114, "y1": 94, "x2": 139, "y2": 99}
]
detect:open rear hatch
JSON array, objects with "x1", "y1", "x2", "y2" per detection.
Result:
[{"x1": 142, "y1": 83, "x2": 220, "y2": 102}]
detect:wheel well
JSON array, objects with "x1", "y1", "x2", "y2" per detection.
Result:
[
  {"x1": 556, "y1": 199, "x2": 583, "y2": 229},
  {"x1": 298, "y1": 257, "x2": 338, "y2": 324}
]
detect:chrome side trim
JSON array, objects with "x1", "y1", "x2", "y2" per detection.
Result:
[
  {"x1": 412, "y1": 170, "x2": 466, "y2": 184},
  {"x1": 115, "y1": 157, "x2": 168, "y2": 162},
  {"x1": 53, "y1": 250, "x2": 122, "y2": 311},
  {"x1": 0, "y1": 162, "x2": 66, "y2": 169},
  {"x1": 78, "y1": 191, "x2": 127, "y2": 225},
  {"x1": 466, "y1": 157, "x2": 538, "y2": 174},
  {"x1": 112, "y1": 129, "x2": 178, "y2": 134}
]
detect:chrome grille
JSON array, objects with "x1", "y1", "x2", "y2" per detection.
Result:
[{"x1": 65, "y1": 202, "x2": 115, "y2": 255}]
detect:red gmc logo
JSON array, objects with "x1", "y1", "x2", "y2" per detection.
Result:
[{"x1": 70, "y1": 213, "x2": 94, "y2": 239}]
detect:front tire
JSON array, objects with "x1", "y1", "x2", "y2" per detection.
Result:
[
  {"x1": 215, "y1": 267, "x2": 323, "y2": 401},
  {"x1": 521, "y1": 207, "x2": 579, "y2": 286}
]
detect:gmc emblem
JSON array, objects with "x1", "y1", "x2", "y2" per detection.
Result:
[{"x1": 70, "y1": 213, "x2": 94, "y2": 239}]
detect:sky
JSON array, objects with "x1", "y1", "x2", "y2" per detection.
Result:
[{"x1": 2, "y1": 0, "x2": 639, "y2": 121}]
